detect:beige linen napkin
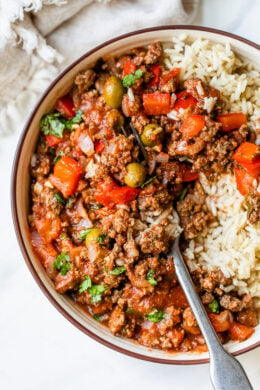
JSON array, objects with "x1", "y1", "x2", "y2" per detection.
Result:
[{"x1": 0, "y1": 0, "x2": 199, "y2": 136}]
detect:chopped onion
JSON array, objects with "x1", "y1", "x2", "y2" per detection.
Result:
[
  {"x1": 127, "y1": 87, "x2": 135, "y2": 102},
  {"x1": 196, "y1": 82, "x2": 204, "y2": 96},
  {"x1": 85, "y1": 158, "x2": 98, "y2": 178},
  {"x1": 148, "y1": 152, "x2": 156, "y2": 174},
  {"x1": 167, "y1": 109, "x2": 178, "y2": 120},
  {"x1": 78, "y1": 132, "x2": 94, "y2": 156},
  {"x1": 31, "y1": 154, "x2": 37, "y2": 167},
  {"x1": 171, "y1": 93, "x2": 177, "y2": 106},
  {"x1": 156, "y1": 152, "x2": 169, "y2": 163}
]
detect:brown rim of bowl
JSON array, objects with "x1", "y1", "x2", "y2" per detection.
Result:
[{"x1": 11, "y1": 25, "x2": 260, "y2": 365}]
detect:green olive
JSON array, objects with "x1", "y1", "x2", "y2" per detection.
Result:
[
  {"x1": 106, "y1": 109, "x2": 125, "y2": 131},
  {"x1": 124, "y1": 162, "x2": 146, "y2": 188},
  {"x1": 85, "y1": 228, "x2": 102, "y2": 246},
  {"x1": 141, "y1": 123, "x2": 163, "y2": 147},
  {"x1": 103, "y1": 76, "x2": 124, "y2": 108}
]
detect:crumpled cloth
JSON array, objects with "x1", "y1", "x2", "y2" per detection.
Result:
[{"x1": 0, "y1": 0, "x2": 199, "y2": 136}]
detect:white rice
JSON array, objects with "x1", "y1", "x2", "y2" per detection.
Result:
[{"x1": 164, "y1": 36, "x2": 260, "y2": 305}]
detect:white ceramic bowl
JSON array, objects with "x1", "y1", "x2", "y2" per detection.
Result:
[{"x1": 12, "y1": 26, "x2": 260, "y2": 364}]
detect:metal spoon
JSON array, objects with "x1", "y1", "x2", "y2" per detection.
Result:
[{"x1": 171, "y1": 234, "x2": 253, "y2": 390}]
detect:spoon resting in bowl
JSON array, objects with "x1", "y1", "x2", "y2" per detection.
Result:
[{"x1": 171, "y1": 234, "x2": 253, "y2": 390}]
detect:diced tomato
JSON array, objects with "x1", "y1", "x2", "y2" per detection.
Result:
[
  {"x1": 181, "y1": 164, "x2": 199, "y2": 182},
  {"x1": 94, "y1": 139, "x2": 106, "y2": 154},
  {"x1": 229, "y1": 321, "x2": 254, "y2": 342},
  {"x1": 232, "y1": 142, "x2": 260, "y2": 165},
  {"x1": 35, "y1": 217, "x2": 61, "y2": 243},
  {"x1": 234, "y1": 168, "x2": 256, "y2": 196},
  {"x1": 148, "y1": 64, "x2": 161, "y2": 87},
  {"x1": 46, "y1": 134, "x2": 63, "y2": 147},
  {"x1": 180, "y1": 115, "x2": 205, "y2": 139},
  {"x1": 123, "y1": 60, "x2": 136, "y2": 77},
  {"x1": 143, "y1": 93, "x2": 171, "y2": 115},
  {"x1": 208, "y1": 310, "x2": 232, "y2": 332},
  {"x1": 217, "y1": 113, "x2": 247, "y2": 132},
  {"x1": 168, "y1": 286, "x2": 189, "y2": 309},
  {"x1": 55, "y1": 95, "x2": 75, "y2": 118},
  {"x1": 51, "y1": 155, "x2": 82, "y2": 198},
  {"x1": 110, "y1": 186, "x2": 140, "y2": 204},
  {"x1": 161, "y1": 67, "x2": 181, "y2": 85},
  {"x1": 174, "y1": 91, "x2": 198, "y2": 112},
  {"x1": 94, "y1": 179, "x2": 140, "y2": 207}
]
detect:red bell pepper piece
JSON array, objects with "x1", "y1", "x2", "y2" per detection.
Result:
[
  {"x1": 148, "y1": 64, "x2": 161, "y2": 87},
  {"x1": 237, "y1": 160, "x2": 260, "y2": 178},
  {"x1": 232, "y1": 142, "x2": 260, "y2": 165},
  {"x1": 174, "y1": 91, "x2": 198, "y2": 112},
  {"x1": 180, "y1": 115, "x2": 205, "y2": 139},
  {"x1": 208, "y1": 311, "x2": 232, "y2": 333},
  {"x1": 143, "y1": 93, "x2": 171, "y2": 115},
  {"x1": 122, "y1": 60, "x2": 137, "y2": 77},
  {"x1": 95, "y1": 179, "x2": 140, "y2": 207},
  {"x1": 110, "y1": 186, "x2": 140, "y2": 204},
  {"x1": 51, "y1": 155, "x2": 82, "y2": 198},
  {"x1": 94, "y1": 139, "x2": 106, "y2": 154},
  {"x1": 161, "y1": 67, "x2": 181, "y2": 85},
  {"x1": 234, "y1": 168, "x2": 256, "y2": 196},
  {"x1": 181, "y1": 164, "x2": 199, "y2": 182},
  {"x1": 55, "y1": 95, "x2": 75, "y2": 119},
  {"x1": 35, "y1": 217, "x2": 61, "y2": 243},
  {"x1": 46, "y1": 134, "x2": 63, "y2": 147},
  {"x1": 229, "y1": 321, "x2": 254, "y2": 341},
  {"x1": 217, "y1": 113, "x2": 247, "y2": 132}
]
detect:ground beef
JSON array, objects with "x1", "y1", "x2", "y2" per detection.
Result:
[
  {"x1": 75, "y1": 69, "x2": 96, "y2": 94},
  {"x1": 245, "y1": 192, "x2": 260, "y2": 224},
  {"x1": 144, "y1": 42, "x2": 163, "y2": 65},
  {"x1": 139, "y1": 219, "x2": 170, "y2": 255}
]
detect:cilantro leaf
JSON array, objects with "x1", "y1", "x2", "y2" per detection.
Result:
[
  {"x1": 40, "y1": 110, "x2": 83, "y2": 139},
  {"x1": 146, "y1": 309, "x2": 164, "y2": 323},
  {"x1": 97, "y1": 234, "x2": 107, "y2": 244},
  {"x1": 93, "y1": 314, "x2": 103, "y2": 321},
  {"x1": 126, "y1": 308, "x2": 134, "y2": 314},
  {"x1": 141, "y1": 176, "x2": 157, "y2": 189},
  {"x1": 78, "y1": 228, "x2": 92, "y2": 240},
  {"x1": 179, "y1": 187, "x2": 188, "y2": 201},
  {"x1": 209, "y1": 299, "x2": 220, "y2": 314},
  {"x1": 108, "y1": 266, "x2": 126, "y2": 275},
  {"x1": 52, "y1": 252, "x2": 71, "y2": 276},
  {"x1": 89, "y1": 284, "x2": 107, "y2": 303},
  {"x1": 65, "y1": 110, "x2": 83, "y2": 130},
  {"x1": 40, "y1": 113, "x2": 65, "y2": 138},
  {"x1": 122, "y1": 69, "x2": 143, "y2": 88},
  {"x1": 54, "y1": 151, "x2": 65, "y2": 164},
  {"x1": 146, "y1": 269, "x2": 157, "y2": 286},
  {"x1": 78, "y1": 275, "x2": 106, "y2": 303},
  {"x1": 79, "y1": 275, "x2": 92, "y2": 293},
  {"x1": 54, "y1": 192, "x2": 66, "y2": 204}
]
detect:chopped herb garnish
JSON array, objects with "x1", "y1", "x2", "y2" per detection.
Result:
[
  {"x1": 146, "y1": 309, "x2": 164, "y2": 323},
  {"x1": 93, "y1": 314, "x2": 103, "y2": 321},
  {"x1": 97, "y1": 234, "x2": 107, "y2": 244},
  {"x1": 79, "y1": 275, "x2": 92, "y2": 293},
  {"x1": 78, "y1": 228, "x2": 92, "y2": 240},
  {"x1": 66, "y1": 196, "x2": 74, "y2": 208},
  {"x1": 122, "y1": 69, "x2": 143, "y2": 88},
  {"x1": 40, "y1": 110, "x2": 83, "y2": 138},
  {"x1": 141, "y1": 175, "x2": 157, "y2": 189},
  {"x1": 40, "y1": 112, "x2": 65, "y2": 138},
  {"x1": 179, "y1": 187, "x2": 188, "y2": 201},
  {"x1": 108, "y1": 266, "x2": 126, "y2": 275},
  {"x1": 54, "y1": 192, "x2": 66, "y2": 204},
  {"x1": 146, "y1": 269, "x2": 157, "y2": 286},
  {"x1": 209, "y1": 299, "x2": 220, "y2": 314},
  {"x1": 89, "y1": 284, "x2": 107, "y2": 303},
  {"x1": 52, "y1": 252, "x2": 71, "y2": 276},
  {"x1": 65, "y1": 110, "x2": 83, "y2": 130},
  {"x1": 126, "y1": 308, "x2": 134, "y2": 314},
  {"x1": 54, "y1": 151, "x2": 65, "y2": 164},
  {"x1": 90, "y1": 203, "x2": 103, "y2": 210},
  {"x1": 79, "y1": 275, "x2": 107, "y2": 303}
]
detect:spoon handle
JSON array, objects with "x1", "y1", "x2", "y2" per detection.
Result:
[{"x1": 172, "y1": 236, "x2": 253, "y2": 390}]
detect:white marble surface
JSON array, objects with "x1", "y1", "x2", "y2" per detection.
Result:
[{"x1": 1, "y1": 1, "x2": 259, "y2": 389}]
